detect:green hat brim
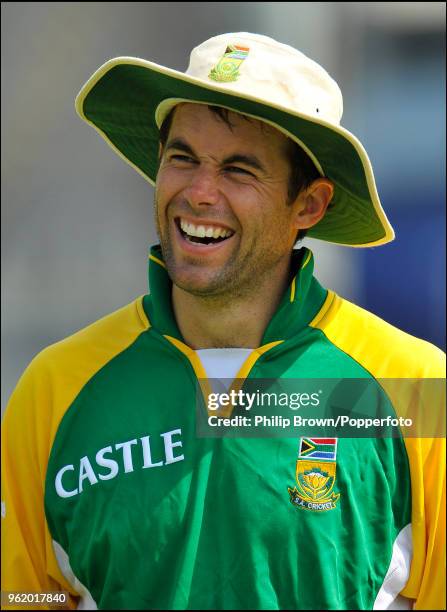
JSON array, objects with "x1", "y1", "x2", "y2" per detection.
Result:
[{"x1": 76, "y1": 57, "x2": 394, "y2": 247}]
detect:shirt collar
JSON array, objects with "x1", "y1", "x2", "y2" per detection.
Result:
[{"x1": 143, "y1": 244, "x2": 327, "y2": 344}]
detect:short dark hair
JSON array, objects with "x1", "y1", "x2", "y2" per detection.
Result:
[{"x1": 158, "y1": 105, "x2": 321, "y2": 242}]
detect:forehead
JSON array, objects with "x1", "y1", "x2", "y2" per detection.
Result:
[{"x1": 168, "y1": 103, "x2": 289, "y2": 155}]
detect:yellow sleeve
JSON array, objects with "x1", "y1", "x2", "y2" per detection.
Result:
[
  {"x1": 311, "y1": 293, "x2": 446, "y2": 608},
  {"x1": 401, "y1": 437, "x2": 446, "y2": 610},
  {"x1": 1, "y1": 354, "x2": 80, "y2": 610},
  {"x1": 2, "y1": 297, "x2": 150, "y2": 610}
]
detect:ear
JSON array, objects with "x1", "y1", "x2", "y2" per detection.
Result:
[{"x1": 293, "y1": 178, "x2": 334, "y2": 230}]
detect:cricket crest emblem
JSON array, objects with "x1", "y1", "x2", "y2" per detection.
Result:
[
  {"x1": 288, "y1": 438, "x2": 340, "y2": 512},
  {"x1": 208, "y1": 44, "x2": 249, "y2": 82}
]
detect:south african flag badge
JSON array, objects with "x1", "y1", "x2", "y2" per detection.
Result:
[
  {"x1": 288, "y1": 438, "x2": 340, "y2": 512},
  {"x1": 208, "y1": 44, "x2": 249, "y2": 83}
]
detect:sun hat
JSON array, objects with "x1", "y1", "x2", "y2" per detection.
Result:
[{"x1": 75, "y1": 32, "x2": 394, "y2": 247}]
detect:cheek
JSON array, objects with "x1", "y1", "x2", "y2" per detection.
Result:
[
  {"x1": 247, "y1": 201, "x2": 296, "y2": 247},
  {"x1": 155, "y1": 171, "x2": 182, "y2": 218},
  {"x1": 237, "y1": 186, "x2": 290, "y2": 221},
  {"x1": 156, "y1": 167, "x2": 186, "y2": 198}
]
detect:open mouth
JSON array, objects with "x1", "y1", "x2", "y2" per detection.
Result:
[{"x1": 176, "y1": 218, "x2": 235, "y2": 246}]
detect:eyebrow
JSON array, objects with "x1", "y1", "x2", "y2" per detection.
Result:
[{"x1": 165, "y1": 138, "x2": 267, "y2": 174}]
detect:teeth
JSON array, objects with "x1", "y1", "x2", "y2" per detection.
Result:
[{"x1": 179, "y1": 219, "x2": 233, "y2": 239}]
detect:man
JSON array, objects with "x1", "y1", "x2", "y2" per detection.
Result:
[{"x1": 2, "y1": 32, "x2": 445, "y2": 610}]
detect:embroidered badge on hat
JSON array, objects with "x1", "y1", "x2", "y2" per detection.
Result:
[
  {"x1": 208, "y1": 44, "x2": 249, "y2": 82},
  {"x1": 288, "y1": 438, "x2": 340, "y2": 512}
]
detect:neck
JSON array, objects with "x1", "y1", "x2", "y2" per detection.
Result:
[{"x1": 172, "y1": 256, "x2": 292, "y2": 349}]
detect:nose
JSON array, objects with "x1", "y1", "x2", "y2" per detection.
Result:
[{"x1": 183, "y1": 164, "x2": 221, "y2": 209}]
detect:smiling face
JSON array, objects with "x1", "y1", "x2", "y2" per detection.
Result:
[{"x1": 155, "y1": 103, "x2": 306, "y2": 298}]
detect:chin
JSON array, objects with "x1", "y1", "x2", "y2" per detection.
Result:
[
  {"x1": 169, "y1": 266, "x2": 233, "y2": 298},
  {"x1": 173, "y1": 276, "x2": 226, "y2": 297}
]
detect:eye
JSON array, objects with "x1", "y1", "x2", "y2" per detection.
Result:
[
  {"x1": 225, "y1": 166, "x2": 253, "y2": 176},
  {"x1": 170, "y1": 154, "x2": 195, "y2": 163}
]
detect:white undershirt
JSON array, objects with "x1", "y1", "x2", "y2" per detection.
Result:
[{"x1": 196, "y1": 348, "x2": 253, "y2": 392}]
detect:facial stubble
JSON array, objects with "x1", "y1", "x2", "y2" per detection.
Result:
[{"x1": 154, "y1": 191, "x2": 294, "y2": 304}]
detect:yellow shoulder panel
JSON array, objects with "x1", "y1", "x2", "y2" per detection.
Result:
[
  {"x1": 311, "y1": 292, "x2": 446, "y2": 609},
  {"x1": 310, "y1": 291, "x2": 445, "y2": 378},
  {"x1": 1, "y1": 297, "x2": 150, "y2": 608}
]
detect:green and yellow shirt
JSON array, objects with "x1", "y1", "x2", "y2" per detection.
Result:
[{"x1": 2, "y1": 247, "x2": 445, "y2": 610}]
